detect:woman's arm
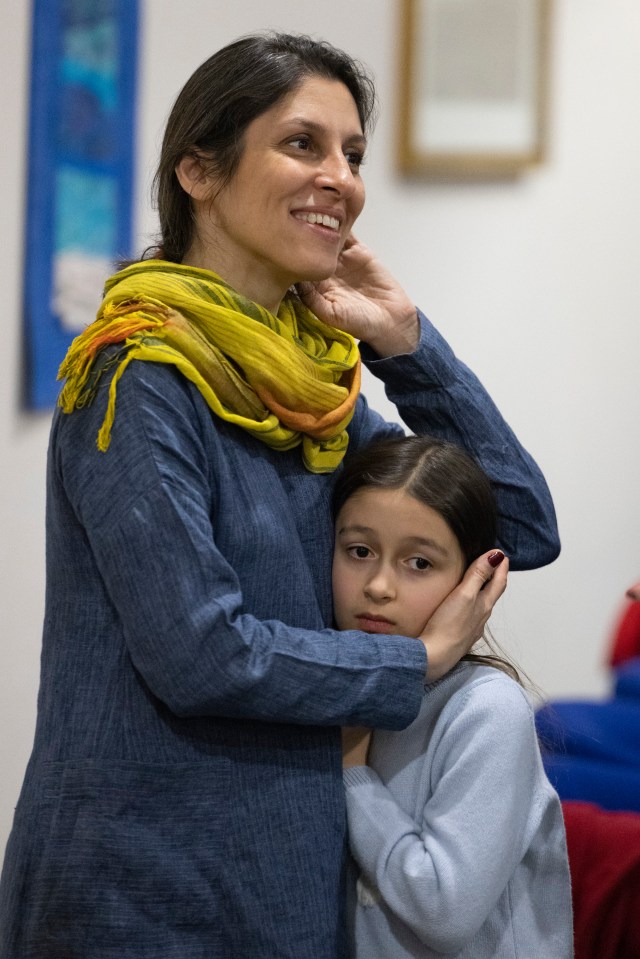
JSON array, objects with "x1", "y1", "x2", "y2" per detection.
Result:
[
  {"x1": 55, "y1": 360, "x2": 425, "y2": 728},
  {"x1": 300, "y1": 236, "x2": 560, "y2": 571},
  {"x1": 359, "y1": 314, "x2": 559, "y2": 570},
  {"x1": 56, "y1": 360, "x2": 507, "y2": 726}
]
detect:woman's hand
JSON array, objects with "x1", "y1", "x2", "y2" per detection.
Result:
[
  {"x1": 296, "y1": 234, "x2": 419, "y2": 357},
  {"x1": 420, "y1": 551, "x2": 509, "y2": 682},
  {"x1": 342, "y1": 726, "x2": 373, "y2": 768}
]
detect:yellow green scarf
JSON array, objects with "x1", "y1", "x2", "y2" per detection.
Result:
[{"x1": 58, "y1": 260, "x2": 361, "y2": 473}]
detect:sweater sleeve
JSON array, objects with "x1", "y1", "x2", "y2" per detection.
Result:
[
  {"x1": 53, "y1": 361, "x2": 426, "y2": 727},
  {"x1": 343, "y1": 676, "x2": 544, "y2": 953},
  {"x1": 358, "y1": 310, "x2": 560, "y2": 571}
]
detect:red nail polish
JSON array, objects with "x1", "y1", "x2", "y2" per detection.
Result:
[{"x1": 488, "y1": 551, "x2": 505, "y2": 568}]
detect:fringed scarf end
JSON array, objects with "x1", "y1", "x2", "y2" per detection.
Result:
[
  {"x1": 95, "y1": 350, "x2": 138, "y2": 452},
  {"x1": 57, "y1": 301, "x2": 169, "y2": 417}
]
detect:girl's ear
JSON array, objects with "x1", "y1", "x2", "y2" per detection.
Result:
[{"x1": 175, "y1": 153, "x2": 213, "y2": 201}]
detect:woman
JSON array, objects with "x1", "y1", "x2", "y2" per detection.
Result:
[{"x1": 0, "y1": 33, "x2": 559, "y2": 959}]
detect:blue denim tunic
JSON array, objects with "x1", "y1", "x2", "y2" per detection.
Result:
[{"x1": 0, "y1": 314, "x2": 559, "y2": 958}]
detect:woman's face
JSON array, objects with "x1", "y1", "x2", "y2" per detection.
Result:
[
  {"x1": 332, "y1": 488, "x2": 466, "y2": 638},
  {"x1": 183, "y1": 75, "x2": 367, "y2": 311}
]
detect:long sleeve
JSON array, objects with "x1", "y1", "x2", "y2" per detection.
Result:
[
  {"x1": 358, "y1": 311, "x2": 560, "y2": 570},
  {"x1": 344, "y1": 670, "x2": 569, "y2": 955},
  {"x1": 51, "y1": 359, "x2": 426, "y2": 728}
]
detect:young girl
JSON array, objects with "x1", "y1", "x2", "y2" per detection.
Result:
[{"x1": 333, "y1": 435, "x2": 573, "y2": 958}]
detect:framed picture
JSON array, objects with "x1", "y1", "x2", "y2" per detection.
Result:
[{"x1": 398, "y1": 0, "x2": 552, "y2": 177}]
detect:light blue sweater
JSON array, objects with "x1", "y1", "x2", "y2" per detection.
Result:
[{"x1": 344, "y1": 662, "x2": 574, "y2": 958}]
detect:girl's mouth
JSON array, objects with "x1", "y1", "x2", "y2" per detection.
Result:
[{"x1": 356, "y1": 614, "x2": 395, "y2": 634}]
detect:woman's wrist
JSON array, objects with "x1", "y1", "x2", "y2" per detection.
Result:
[
  {"x1": 420, "y1": 635, "x2": 456, "y2": 683},
  {"x1": 366, "y1": 307, "x2": 420, "y2": 358}
]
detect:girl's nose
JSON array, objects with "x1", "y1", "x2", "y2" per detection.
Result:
[{"x1": 364, "y1": 567, "x2": 395, "y2": 603}]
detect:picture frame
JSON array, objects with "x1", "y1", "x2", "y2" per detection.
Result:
[{"x1": 397, "y1": 0, "x2": 552, "y2": 177}]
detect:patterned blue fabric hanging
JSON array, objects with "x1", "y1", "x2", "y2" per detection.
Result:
[{"x1": 24, "y1": 0, "x2": 139, "y2": 408}]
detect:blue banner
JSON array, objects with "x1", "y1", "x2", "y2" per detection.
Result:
[{"x1": 25, "y1": 0, "x2": 139, "y2": 408}]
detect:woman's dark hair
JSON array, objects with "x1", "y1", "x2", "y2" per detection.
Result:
[
  {"x1": 333, "y1": 435, "x2": 524, "y2": 684},
  {"x1": 147, "y1": 32, "x2": 377, "y2": 263}
]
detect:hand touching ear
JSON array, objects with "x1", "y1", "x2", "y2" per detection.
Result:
[
  {"x1": 296, "y1": 234, "x2": 419, "y2": 357},
  {"x1": 420, "y1": 551, "x2": 509, "y2": 682}
]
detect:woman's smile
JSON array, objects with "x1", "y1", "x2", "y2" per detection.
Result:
[{"x1": 293, "y1": 210, "x2": 342, "y2": 232}]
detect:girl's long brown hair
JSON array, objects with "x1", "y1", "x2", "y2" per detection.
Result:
[{"x1": 333, "y1": 435, "x2": 524, "y2": 685}]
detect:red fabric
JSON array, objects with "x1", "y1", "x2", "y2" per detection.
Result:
[
  {"x1": 608, "y1": 600, "x2": 640, "y2": 668},
  {"x1": 563, "y1": 800, "x2": 640, "y2": 959}
]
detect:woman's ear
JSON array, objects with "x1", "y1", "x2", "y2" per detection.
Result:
[{"x1": 175, "y1": 154, "x2": 212, "y2": 201}]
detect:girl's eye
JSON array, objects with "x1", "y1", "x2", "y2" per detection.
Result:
[
  {"x1": 408, "y1": 557, "x2": 431, "y2": 571},
  {"x1": 347, "y1": 545, "x2": 372, "y2": 559}
]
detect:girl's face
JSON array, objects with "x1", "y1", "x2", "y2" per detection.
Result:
[
  {"x1": 332, "y1": 487, "x2": 466, "y2": 638},
  {"x1": 182, "y1": 75, "x2": 366, "y2": 312}
]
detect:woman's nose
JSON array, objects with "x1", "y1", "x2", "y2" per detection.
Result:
[{"x1": 314, "y1": 152, "x2": 355, "y2": 196}]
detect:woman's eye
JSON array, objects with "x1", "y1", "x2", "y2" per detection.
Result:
[
  {"x1": 345, "y1": 149, "x2": 365, "y2": 169},
  {"x1": 289, "y1": 136, "x2": 311, "y2": 151},
  {"x1": 408, "y1": 557, "x2": 431, "y2": 571}
]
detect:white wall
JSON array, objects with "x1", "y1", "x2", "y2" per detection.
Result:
[{"x1": 2, "y1": 0, "x2": 640, "y2": 861}]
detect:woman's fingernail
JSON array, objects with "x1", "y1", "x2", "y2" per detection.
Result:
[{"x1": 488, "y1": 550, "x2": 505, "y2": 568}]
